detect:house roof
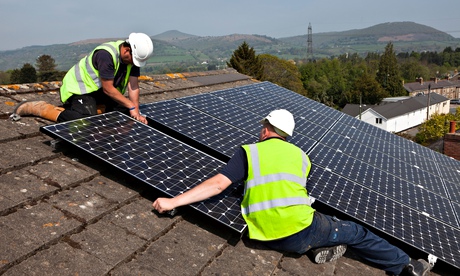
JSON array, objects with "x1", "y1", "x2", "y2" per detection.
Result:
[
  {"x1": 342, "y1": 93, "x2": 449, "y2": 119},
  {"x1": 404, "y1": 78, "x2": 460, "y2": 93},
  {"x1": 0, "y1": 69, "x2": 454, "y2": 275}
]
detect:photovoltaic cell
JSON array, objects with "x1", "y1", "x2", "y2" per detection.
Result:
[
  {"x1": 139, "y1": 99, "x2": 257, "y2": 158},
  {"x1": 307, "y1": 166, "x2": 460, "y2": 268},
  {"x1": 40, "y1": 112, "x2": 247, "y2": 233},
  {"x1": 338, "y1": 115, "x2": 435, "y2": 158},
  {"x1": 319, "y1": 132, "x2": 447, "y2": 195},
  {"x1": 308, "y1": 145, "x2": 458, "y2": 227},
  {"x1": 176, "y1": 93, "x2": 317, "y2": 153},
  {"x1": 176, "y1": 81, "x2": 460, "y2": 269},
  {"x1": 176, "y1": 93, "x2": 261, "y2": 134},
  {"x1": 212, "y1": 88, "x2": 276, "y2": 116},
  {"x1": 40, "y1": 81, "x2": 460, "y2": 269}
]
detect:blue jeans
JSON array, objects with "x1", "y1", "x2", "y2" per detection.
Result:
[{"x1": 263, "y1": 212, "x2": 409, "y2": 275}]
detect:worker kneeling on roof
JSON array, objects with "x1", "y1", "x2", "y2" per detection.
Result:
[
  {"x1": 153, "y1": 109, "x2": 431, "y2": 276},
  {"x1": 11, "y1": 32, "x2": 153, "y2": 124}
]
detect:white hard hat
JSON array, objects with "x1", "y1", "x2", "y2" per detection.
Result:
[
  {"x1": 260, "y1": 109, "x2": 295, "y2": 137},
  {"x1": 127, "y1": 33, "x2": 154, "y2": 67}
]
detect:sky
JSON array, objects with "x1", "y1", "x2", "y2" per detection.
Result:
[{"x1": 1, "y1": 0, "x2": 460, "y2": 51}]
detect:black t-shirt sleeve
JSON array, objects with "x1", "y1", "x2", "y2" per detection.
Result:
[
  {"x1": 92, "y1": 50, "x2": 115, "y2": 80},
  {"x1": 220, "y1": 147, "x2": 248, "y2": 183},
  {"x1": 130, "y1": 65, "x2": 140, "y2": 77}
]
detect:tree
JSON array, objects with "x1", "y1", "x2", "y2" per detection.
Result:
[
  {"x1": 0, "y1": 71, "x2": 10, "y2": 84},
  {"x1": 258, "y1": 54, "x2": 305, "y2": 94},
  {"x1": 9, "y1": 69, "x2": 21, "y2": 84},
  {"x1": 376, "y1": 42, "x2": 406, "y2": 97},
  {"x1": 10, "y1": 64, "x2": 37, "y2": 84},
  {"x1": 21, "y1": 63, "x2": 37, "y2": 83},
  {"x1": 399, "y1": 58, "x2": 430, "y2": 83},
  {"x1": 415, "y1": 108, "x2": 460, "y2": 145},
  {"x1": 227, "y1": 41, "x2": 263, "y2": 79},
  {"x1": 350, "y1": 73, "x2": 388, "y2": 105},
  {"x1": 36, "y1": 55, "x2": 60, "y2": 81}
]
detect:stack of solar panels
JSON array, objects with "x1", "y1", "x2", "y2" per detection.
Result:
[{"x1": 41, "y1": 81, "x2": 460, "y2": 269}]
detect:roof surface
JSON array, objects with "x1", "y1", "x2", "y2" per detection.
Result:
[
  {"x1": 0, "y1": 69, "x2": 455, "y2": 275},
  {"x1": 404, "y1": 78, "x2": 460, "y2": 93}
]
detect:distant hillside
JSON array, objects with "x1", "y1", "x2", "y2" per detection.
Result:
[
  {"x1": 0, "y1": 21, "x2": 459, "y2": 72},
  {"x1": 162, "y1": 33, "x2": 278, "y2": 49},
  {"x1": 280, "y1": 21, "x2": 458, "y2": 55},
  {"x1": 152, "y1": 30, "x2": 197, "y2": 42}
]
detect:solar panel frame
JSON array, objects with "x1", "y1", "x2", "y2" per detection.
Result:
[
  {"x1": 40, "y1": 112, "x2": 247, "y2": 233},
  {"x1": 176, "y1": 93, "x2": 262, "y2": 135},
  {"x1": 307, "y1": 165, "x2": 460, "y2": 268},
  {"x1": 39, "y1": 81, "x2": 460, "y2": 269},
  {"x1": 140, "y1": 99, "x2": 257, "y2": 158},
  {"x1": 177, "y1": 81, "x2": 460, "y2": 269}
]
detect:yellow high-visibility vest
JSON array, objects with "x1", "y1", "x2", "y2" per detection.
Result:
[
  {"x1": 241, "y1": 138, "x2": 315, "y2": 241},
  {"x1": 60, "y1": 40, "x2": 131, "y2": 103}
]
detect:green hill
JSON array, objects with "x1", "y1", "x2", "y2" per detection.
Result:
[
  {"x1": 281, "y1": 21, "x2": 458, "y2": 56},
  {"x1": 0, "y1": 21, "x2": 458, "y2": 72}
]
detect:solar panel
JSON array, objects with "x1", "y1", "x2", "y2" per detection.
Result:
[
  {"x1": 177, "y1": 93, "x2": 261, "y2": 134},
  {"x1": 40, "y1": 112, "x2": 247, "y2": 233},
  {"x1": 176, "y1": 93, "x2": 317, "y2": 153},
  {"x1": 139, "y1": 99, "x2": 257, "y2": 158},
  {"x1": 39, "y1": 81, "x2": 460, "y2": 269},
  {"x1": 160, "y1": 81, "x2": 460, "y2": 269},
  {"x1": 307, "y1": 165, "x2": 460, "y2": 265}
]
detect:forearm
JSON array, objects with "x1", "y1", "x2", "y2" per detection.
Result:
[
  {"x1": 103, "y1": 85, "x2": 135, "y2": 108},
  {"x1": 153, "y1": 173, "x2": 232, "y2": 213},
  {"x1": 127, "y1": 76, "x2": 140, "y2": 108},
  {"x1": 173, "y1": 177, "x2": 224, "y2": 207},
  {"x1": 128, "y1": 88, "x2": 141, "y2": 108}
]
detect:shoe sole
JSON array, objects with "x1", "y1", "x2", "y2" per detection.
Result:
[{"x1": 313, "y1": 245, "x2": 347, "y2": 264}]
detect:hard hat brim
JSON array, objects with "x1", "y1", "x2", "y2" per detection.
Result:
[{"x1": 132, "y1": 58, "x2": 146, "y2": 67}]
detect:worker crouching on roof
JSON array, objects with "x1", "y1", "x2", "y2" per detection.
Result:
[
  {"x1": 11, "y1": 33, "x2": 153, "y2": 124},
  {"x1": 153, "y1": 109, "x2": 431, "y2": 276}
]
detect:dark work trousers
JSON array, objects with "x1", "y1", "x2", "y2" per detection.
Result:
[
  {"x1": 263, "y1": 212, "x2": 409, "y2": 275},
  {"x1": 57, "y1": 90, "x2": 129, "y2": 122}
]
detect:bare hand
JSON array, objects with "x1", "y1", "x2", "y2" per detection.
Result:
[
  {"x1": 130, "y1": 109, "x2": 148, "y2": 124},
  {"x1": 152, "y1": 198, "x2": 175, "y2": 213}
]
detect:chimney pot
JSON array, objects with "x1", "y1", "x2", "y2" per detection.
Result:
[{"x1": 450, "y1": 121, "x2": 456, "y2": 133}]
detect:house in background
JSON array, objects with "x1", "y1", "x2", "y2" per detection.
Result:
[
  {"x1": 404, "y1": 75, "x2": 460, "y2": 99},
  {"x1": 342, "y1": 93, "x2": 450, "y2": 133}
]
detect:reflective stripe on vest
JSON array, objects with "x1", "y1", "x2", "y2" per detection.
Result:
[
  {"x1": 245, "y1": 143, "x2": 309, "y2": 191},
  {"x1": 60, "y1": 40, "x2": 129, "y2": 103},
  {"x1": 75, "y1": 43, "x2": 118, "y2": 95},
  {"x1": 240, "y1": 139, "x2": 315, "y2": 240},
  {"x1": 241, "y1": 196, "x2": 310, "y2": 215}
]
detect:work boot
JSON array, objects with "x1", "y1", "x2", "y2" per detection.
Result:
[
  {"x1": 310, "y1": 244, "x2": 347, "y2": 264},
  {"x1": 11, "y1": 101, "x2": 64, "y2": 122},
  {"x1": 403, "y1": 259, "x2": 430, "y2": 276}
]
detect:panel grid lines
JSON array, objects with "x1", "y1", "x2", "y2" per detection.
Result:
[
  {"x1": 140, "y1": 100, "x2": 257, "y2": 158},
  {"x1": 320, "y1": 131, "x2": 448, "y2": 196},
  {"x1": 307, "y1": 166, "x2": 460, "y2": 267},
  {"x1": 308, "y1": 144, "x2": 458, "y2": 227},
  {"x1": 41, "y1": 112, "x2": 247, "y2": 233},
  {"x1": 41, "y1": 81, "x2": 460, "y2": 269}
]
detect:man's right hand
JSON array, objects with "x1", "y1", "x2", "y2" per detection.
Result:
[
  {"x1": 152, "y1": 198, "x2": 176, "y2": 213},
  {"x1": 130, "y1": 108, "x2": 148, "y2": 124}
]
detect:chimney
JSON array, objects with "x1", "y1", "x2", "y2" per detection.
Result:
[
  {"x1": 450, "y1": 121, "x2": 457, "y2": 133},
  {"x1": 444, "y1": 121, "x2": 460, "y2": 161},
  {"x1": 416, "y1": 77, "x2": 423, "y2": 84}
]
